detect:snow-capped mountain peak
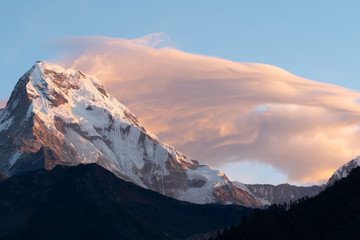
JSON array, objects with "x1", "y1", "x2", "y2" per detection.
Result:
[
  {"x1": 27, "y1": 61, "x2": 148, "y2": 136},
  {"x1": 0, "y1": 61, "x2": 260, "y2": 207}
]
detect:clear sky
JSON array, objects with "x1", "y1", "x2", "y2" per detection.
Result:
[{"x1": 1, "y1": 0, "x2": 360, "y2": 184}]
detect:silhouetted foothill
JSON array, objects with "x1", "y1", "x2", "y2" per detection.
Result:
[
  {"x1": 214, "y1": 167, "x2": 360, "y2": 240},
  {"x1": 0, "y1": 164, "x2": 251, "y2": 240}
]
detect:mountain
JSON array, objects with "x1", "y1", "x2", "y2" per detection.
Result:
[
  {"x1": 238, "y1": 155, "x2": 360, "y2": 206},
  {"x1": 214, "y1": 166, "x2": 360, "y2": 240},
  {"x1": 327, "y1": 156, "x2": 360, "y2": 185},
  {"x1": 232, "y1": 155, "x2": 360, "y2": 206},
  {"x1": 0, "y1": 61, "x2": 260, "y2": 207},
  {"x1": 234, "y1": 181, "x2": 324, "y2": 205},
  {"x1": 0, "y1": 163, "x2": 251, "y2": 240}
]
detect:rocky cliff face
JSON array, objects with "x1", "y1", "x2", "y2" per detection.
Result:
[{"x1": 0, "y1": 61, "x2": 260, "y2": 207}]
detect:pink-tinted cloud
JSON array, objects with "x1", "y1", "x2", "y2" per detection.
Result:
[
  {"x1": 53, "y1": 34, "x2": 360, "y2": 184},
  {"x1": 0, "y1": 99, "x2": 7, "y2": 109}
]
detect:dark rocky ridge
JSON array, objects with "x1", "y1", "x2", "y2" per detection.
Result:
[{"x1": 0, "y1": 164, "x2": 251, "y2": 240}]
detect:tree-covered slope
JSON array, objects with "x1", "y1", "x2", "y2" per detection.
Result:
[{"x1": 214, "y1": 167, "x2": 360, "y2": 240}]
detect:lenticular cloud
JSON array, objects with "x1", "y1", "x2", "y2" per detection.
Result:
[{"x1": 53, "y1": 34, "x2": 360, "y2": 183}]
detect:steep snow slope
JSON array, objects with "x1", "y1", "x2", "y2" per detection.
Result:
[
  {"x1": 327, "y1": 156, "x2": 360, "y2": 185},
  {"x1": 0, "y1": 61, "x2": 260, "y2": 207}
]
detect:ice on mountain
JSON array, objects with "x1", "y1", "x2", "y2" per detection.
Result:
[{"x1": 0, "y1": 61, "x2": 261, "y2": 208}]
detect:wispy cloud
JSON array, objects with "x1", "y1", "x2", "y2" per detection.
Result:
[{"x1": 52, "y1": 34, "x2": 360, "y2": 184}]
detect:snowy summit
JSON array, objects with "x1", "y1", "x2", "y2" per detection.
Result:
[{"x1": 0, "y1": 61, "x2": 260, "y2": 207}]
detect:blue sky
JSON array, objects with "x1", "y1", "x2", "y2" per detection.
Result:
[
  {"x1": 1, "y1": 0, "x2": 359, "y2": 98},
  {"x1": 1, "y1": 1, "x2": 359, "y2": 184}
]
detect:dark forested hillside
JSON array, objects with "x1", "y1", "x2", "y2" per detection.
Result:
[
  {"x1": 0, "y1": 164, "x2": 251, "y2": 240},
  {"x1": 214, "y1": 167, "x2": 360, "y2": 240}
]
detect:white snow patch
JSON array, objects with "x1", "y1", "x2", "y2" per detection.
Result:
[
  {"x1": 0, "y1": 116, "x2": 13, "y2": 132},
  {"x1": 9, "y1": 152, "x2": 21, "y2": 167}
]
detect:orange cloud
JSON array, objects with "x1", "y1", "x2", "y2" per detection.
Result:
[{"x1": 53, "y1": 34, "x2": 360, "y2": 184}]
